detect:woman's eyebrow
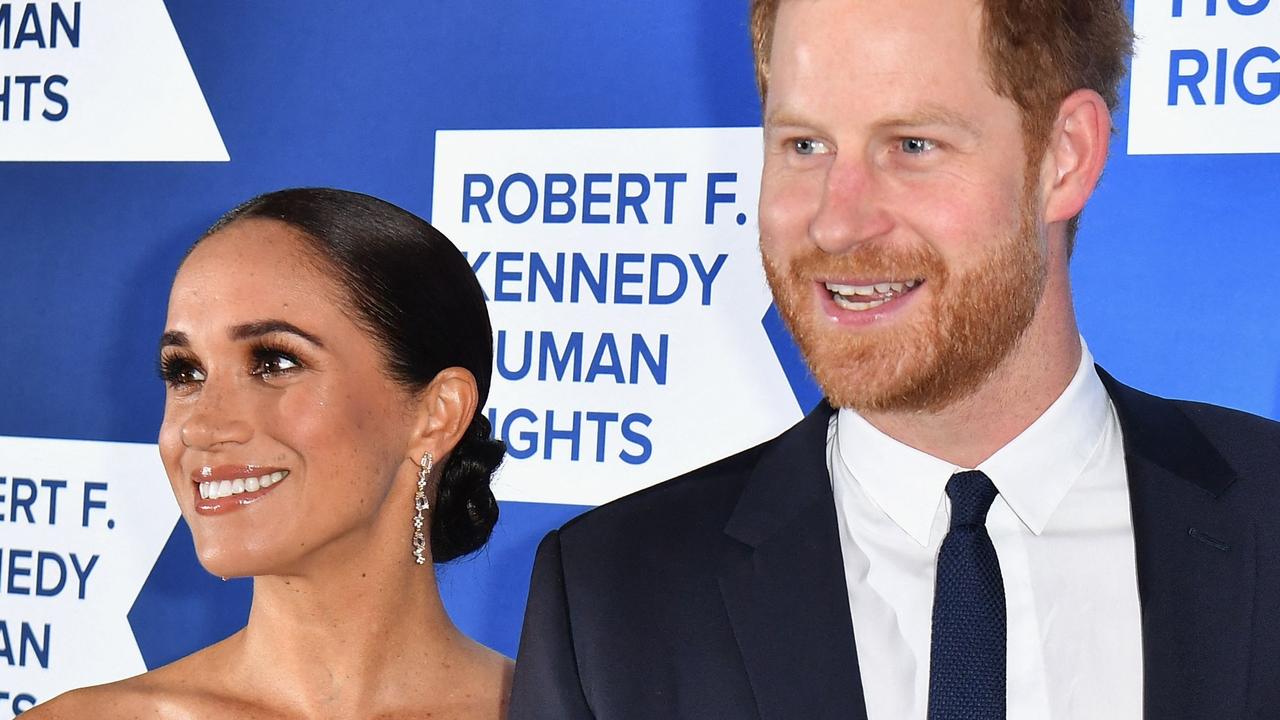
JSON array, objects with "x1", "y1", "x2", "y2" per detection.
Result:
[
  {"x1": 229, "y1": 319, "x2": 326, "y2": 348},
  {"x1": 159, "y1": 330, "x2": 188, "y2": 349}
]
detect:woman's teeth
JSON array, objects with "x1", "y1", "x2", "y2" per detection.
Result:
[
  {"x1": 200, "y1": 471, "x2": 288, "y2": 500},
  {"x1": 826, "y1": 279, "x2": 920, "y2": 311}
]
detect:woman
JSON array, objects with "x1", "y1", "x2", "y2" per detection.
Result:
[{"x1": 32, "y1": 188, "x2": 512, "y2": 718}]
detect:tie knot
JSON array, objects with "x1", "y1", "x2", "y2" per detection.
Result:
[{"x1": 945, "y1": 470, "x2": 998, "y2": 528}]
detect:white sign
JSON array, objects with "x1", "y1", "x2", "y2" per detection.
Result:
[
  {"x1": 0, "y1": 436, "x2": 177, "y2": 718},
  {"x1": 1129, "y1": 0, "x2": 1280, "y2": 154},
  {"x1": 0, "y1": 0, "x2": 228, "y2": 161},
  {"x1": 433, "y1": 127, "x2": 801, "y2": 506}
]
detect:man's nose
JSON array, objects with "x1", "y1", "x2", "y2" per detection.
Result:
[
  {"x1": 808, "y1": 158, "x2": 894, "y2": 254},
  {"x1": 180, "y1": 378, "x2": 253, "y2": 450}
]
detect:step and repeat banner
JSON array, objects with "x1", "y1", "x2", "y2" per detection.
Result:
[{"x1": 1, "y1": 0, "x2": 1278, "y2": 715}]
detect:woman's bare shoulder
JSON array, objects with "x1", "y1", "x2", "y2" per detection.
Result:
[
  {"x1": 22, "y1": 645, "x2": 231, "y2": 719},
  {"x1": 23, "y1": 673, "x2": 175, "y2": 719}
]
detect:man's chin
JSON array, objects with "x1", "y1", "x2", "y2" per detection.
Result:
[
  {"x1": 795, "y1": 329, "x2": 938, "y2": 413},
  {"x1": 809, "y1": 362, "x2": 937, "y2": 413}
]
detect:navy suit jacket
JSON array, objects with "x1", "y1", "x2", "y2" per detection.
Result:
[{"x1": 510, "y1": 370, "x2": 1280, "y2": 719}]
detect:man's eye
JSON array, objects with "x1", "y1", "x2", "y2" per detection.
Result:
[
  {"x1": 792, "y1": 138, "x2": 830, "y2": 156},
  {"x1": 900, "y1": 138, "x2": 937, "y2": 154}
]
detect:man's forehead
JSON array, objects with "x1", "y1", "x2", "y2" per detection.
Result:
[
  {"x1": 769, "y1": 0, "x2": 987, "y2": 68},
  {"x1": 766, "y1": 0, "x2": 996, "y2": 119}
]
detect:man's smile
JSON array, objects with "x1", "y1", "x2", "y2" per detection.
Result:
[{"x1": 824, "y1": 279, "x2": 922, "y2": 311}]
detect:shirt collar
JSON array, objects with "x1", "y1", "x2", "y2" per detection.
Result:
[{"x1": 834, "y1": 339, "x2": 1111, "y2": 545}]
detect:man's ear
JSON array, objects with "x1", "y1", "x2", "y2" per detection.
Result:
[
  {"x1": 407, "y1": 367, "x2": 479, "y2": 467},
  {"x1": 1041, "y1": 88, "x2": 1112, "y2": 225}
]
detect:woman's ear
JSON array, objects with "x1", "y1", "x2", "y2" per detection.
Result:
[{"x1": 407, "y1": 367, "x2": 479, "y2": 465}]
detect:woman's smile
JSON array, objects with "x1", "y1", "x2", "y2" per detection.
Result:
[{"x1": 191, "y1": 464, "x2": 292, "y2": 514}]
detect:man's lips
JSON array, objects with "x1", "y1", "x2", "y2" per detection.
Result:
[
  {"x1": 812, "y1": 278, "x2": 926, "y2": 325},
  {"x1": 823, "y1": 278, "x2": 921, "y2": 310}
]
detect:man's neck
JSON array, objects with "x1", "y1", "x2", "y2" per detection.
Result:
[{"x1": 859, "y1": 297, "x2": 1083, "y2": 469}]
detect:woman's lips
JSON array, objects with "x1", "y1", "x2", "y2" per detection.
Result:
[{"x1": 190, "y1": 466, "x2": 290, "y2": 515}]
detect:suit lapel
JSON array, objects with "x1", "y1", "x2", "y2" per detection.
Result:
[
  {"x1": 715, "y1": 371, "x2": 1258, "y2": 718},
  {"x1": 1100, "y1": 369, "x2": 1256, "y2": 718},
  {"x1": 717, "y1": 403, "x2": 868, "y2": 720}
]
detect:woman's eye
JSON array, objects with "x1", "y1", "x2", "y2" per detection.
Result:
[
  {"x1": 792, "y1": 138, "x2": 830, "y2": 156},
  {"x1": 159, "y1": 358, "x2": 206, "y2": 388},
  {"x1": 250, "y1": 350, "x2": 302, "y2": 378},
  {"x1": 900, "y1": 137, "x2": 937, "y2": 154}
]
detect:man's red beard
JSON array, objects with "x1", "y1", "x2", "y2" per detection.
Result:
[{"x1": 761, "y1": 198, "x2": 1046, "y2": 414}]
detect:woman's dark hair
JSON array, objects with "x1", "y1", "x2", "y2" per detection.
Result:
[{"x1": 201, "y1": 187, "x2": 504, "y2": 563}]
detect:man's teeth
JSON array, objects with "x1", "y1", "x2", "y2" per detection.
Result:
[
  {"x1": 825, "y1": 279, "x2": 919, "y2": 311},
  {"x1": 200, "y1": 471, "x2": 288, "y2": 500},
  {"x1": 825, "y1": 279, "x2": 919, "y2": 296},
  {"x1": 834, "y1": 295, "x2": 887, "y2": 311}
]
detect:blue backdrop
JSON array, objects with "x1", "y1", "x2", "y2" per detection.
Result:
[{"x1": 1, "y1": 0, "x2": 1277, "y2": 712}]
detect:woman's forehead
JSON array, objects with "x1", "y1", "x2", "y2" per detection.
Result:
[{"x1": 169, "y1": 220, "x2": 351, "y2": 327}]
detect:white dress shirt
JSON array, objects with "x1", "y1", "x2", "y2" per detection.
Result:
[{"x1": 828, "y1": 341, "x2": 1144, "y2": 719}]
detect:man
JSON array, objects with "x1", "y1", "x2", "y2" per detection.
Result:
[{"x1": 510, "y1": 1, "x2": 1280, "y2": 718}]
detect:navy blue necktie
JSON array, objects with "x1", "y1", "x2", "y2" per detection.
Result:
[{"x1": 928, "y1": 470, "x2": 1006, "y2": 720}]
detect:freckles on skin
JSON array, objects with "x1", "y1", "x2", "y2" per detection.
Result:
[{"x1": 289, "y1": 395, "x2": 362, "y2": 478}]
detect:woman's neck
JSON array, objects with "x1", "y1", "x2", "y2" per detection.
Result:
[{"x1": 223, "y1": 540, "x2": 477, "y2": 717}]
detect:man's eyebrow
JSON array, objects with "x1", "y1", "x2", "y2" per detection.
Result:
[
  {"x1": 229, "y1": 320, "x2": 326, "y2": 348},
  {"x1": 876, "y1": 106, "x2": 982, "y2": 137},
  {"x1": 762, "y1": 108, "x2": 817, "y2": 131},
  {"x1": 764, "y1": 105, "x2": 983, "y2": 138}
]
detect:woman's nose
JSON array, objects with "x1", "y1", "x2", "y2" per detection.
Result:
[{"x1": 179, "y1": 380, "x2": 253, "y2": 450}]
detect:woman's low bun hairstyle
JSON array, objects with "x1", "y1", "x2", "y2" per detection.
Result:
[
  {"x1": 202, "y1": 187, "x2": 504, "y2": 562},
  {"x1": 432, "y1": 412, "x2": 505, "y2": 561}
]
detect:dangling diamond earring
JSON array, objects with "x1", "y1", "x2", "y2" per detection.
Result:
[{"x1": 412, "y1": 452, "x2": 433, "y2": 565}]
